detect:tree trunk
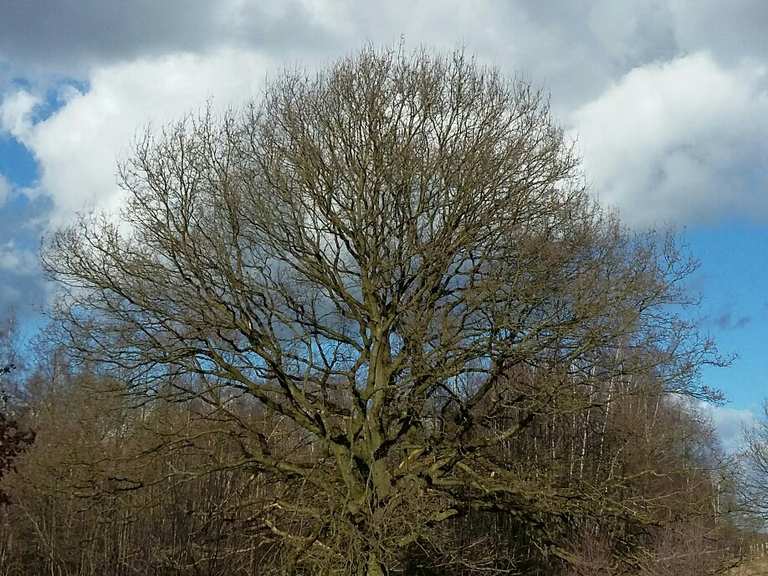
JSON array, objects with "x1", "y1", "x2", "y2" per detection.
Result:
[{"x1": 366, "y1": 550, "x2": 386, "y2": 576}]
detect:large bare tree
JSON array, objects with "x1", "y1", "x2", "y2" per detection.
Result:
[{"x1": 43, "y1": 48, "x2": 718, "y2": 574}]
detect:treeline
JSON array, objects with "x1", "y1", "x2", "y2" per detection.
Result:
[
  {"x1": 0, "y1": 47, "x2": 766, "y2": 574},
  {"x1": 0, "y1": 330, "x2": 757, "y2": 575}
]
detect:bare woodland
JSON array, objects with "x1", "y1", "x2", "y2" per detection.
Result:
[{"x1": 1, "y1": 47, "x2": 766, "y2": 575}]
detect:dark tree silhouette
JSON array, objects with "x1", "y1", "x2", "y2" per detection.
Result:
[{"x1": 0, "y1": 363, "x2": 33, "y2": 505}]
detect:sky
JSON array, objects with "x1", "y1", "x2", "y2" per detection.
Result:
[{"x1": 0, "y1": 0, "x2": 766, "y2": 450}]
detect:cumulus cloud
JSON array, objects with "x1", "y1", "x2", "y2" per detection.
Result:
[
  {"x1": 0, "y1": 194, "x2": 53, "y2": 317},
  {"x1": 0, "y1": 241, "x2": 37, "y2": 276},
  {"x1": 0, "y1": 89, "x2": 40, "y2": 138},
  {"x1": 0, "y1": 174, "x2": 9, "y2": 205},
  {"x1": 0, "y1": 1, "x2": 767, "y2": 227},
  {"x1": 0, "y1": 1, "x2": 721, "y2": 110},
  {"x1": 0, "y1": 241, "x2": 45, "y2": 315},
  {"x1": 572, "y1": 53, "x2": 768, "y2": 226},
  {"x1": 699, "y1": 402, "x2": 758, "y2": 453},
  {"x1": 0, "y1": 1, "x2": 332, "y2": 74},
  {"x1": 6, "y1": 49, "x2": 272, "y2": 222},
  {"x1": 0, "y1": 0, "x2": 758, "y2": 108},
  {"x1": 668, "y1": 0, "x2": 768, "y2": 64}
]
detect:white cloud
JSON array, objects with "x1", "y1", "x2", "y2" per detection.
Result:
[
  {"x1": 0, "y1": 174, "x2": 9, "y2": 206},
  {"x1": 571, "y1": 52, "x2": 768, "y2": 226},
  {"x1": 0, "y1": 89, "x2": 41, "y2": 138},
  {"x1": 11, "y1": 48, "x2": 272, "y2": 223},
  {"x1": 1, "y1": 9, "x2": 767, "y2": 229},
  {"x1": 699, "y1": 402, "x2": 758, "y2": 454},
  {"x1": 0, "y1": 241, "x2": 38, "y2": 276}
]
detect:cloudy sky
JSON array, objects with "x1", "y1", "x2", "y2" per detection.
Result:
[{"x1": 0, "y1": 0, "x2": 766, "y2": 446}]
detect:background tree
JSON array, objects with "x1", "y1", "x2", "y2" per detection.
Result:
[
  {"x1": 737, "y1": 403, "x2": 768, "y2": 527},
  {"x1": 0, "y1": 315, "x2": 34, "y2": 506},
  {"x1": 41, "y1": 47, "x2": 723, "y2": 575},
  {"x1": 0, "y1": 350, "x2": 746, "y2": 576}
]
